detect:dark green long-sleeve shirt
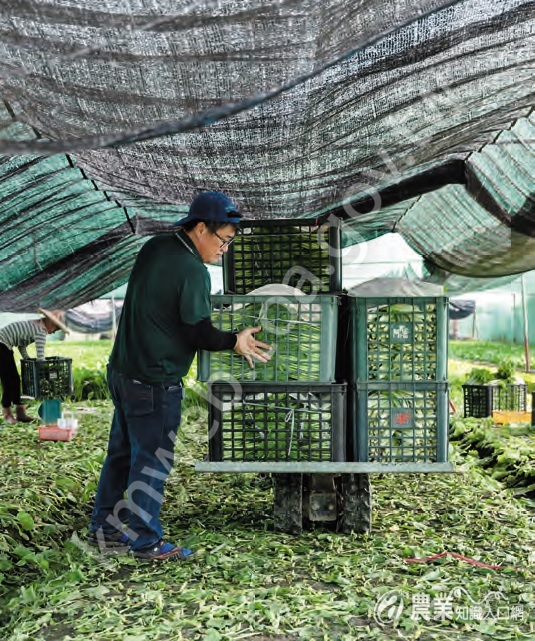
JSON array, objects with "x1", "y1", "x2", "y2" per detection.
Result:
[{"x1": 110, "y1": 231, "x2": 235, "y2": 384}]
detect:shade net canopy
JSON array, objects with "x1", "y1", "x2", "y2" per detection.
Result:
[{"x1": 0, "y1": 0, "x2": 533, "y2": 311}]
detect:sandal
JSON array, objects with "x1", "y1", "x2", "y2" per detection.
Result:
[{"x1": 131, "y1": 539, "x2": 196, "y2": 562}]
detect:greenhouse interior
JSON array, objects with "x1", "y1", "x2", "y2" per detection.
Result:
[{"x1": 0, "y1": 1, "x2": 534, "y2": 640}]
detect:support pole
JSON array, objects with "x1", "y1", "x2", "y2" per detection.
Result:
[
  {"x1": 111, "y1": 294, "x2": 117, "y2": 340},
  {"x1": 520, "y1": 274, "x2": 530, "y2": 373},
  {"x1": 512, "y1": 293, "x2": 516, "y2": 343}
]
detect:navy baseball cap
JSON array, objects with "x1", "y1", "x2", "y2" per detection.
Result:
[{"x1": 175, "y1": 191, "x2": 241, "y2": 226}]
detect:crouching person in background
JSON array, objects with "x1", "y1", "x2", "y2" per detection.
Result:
[{"x1": 0, "y1": 308, "x2": 69, "y2": 424}]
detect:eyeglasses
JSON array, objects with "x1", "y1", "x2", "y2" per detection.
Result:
[{"x1": 213, "y1": 230, "x2": 236, "y2": 249}]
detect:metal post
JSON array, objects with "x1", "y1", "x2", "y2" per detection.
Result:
[
  {"x1": 512, "y1": 293, "x2": 516, "y2": 343},
  {"x1": 437, "y1": 297, "x2": 448, "y2": 381},
  {"x1": 111, "y1": 294, "x2": 117, "y2": 340},
  {"x1": 471, "y1": 309, "x2": 476, "y2": 340},
  {"x1": 520, "y1": 274, "x2": 530, "y2": 373}
]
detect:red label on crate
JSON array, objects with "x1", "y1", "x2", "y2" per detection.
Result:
[{"x1": 391, "y1": 408, "x2": 414, "y2": 428}]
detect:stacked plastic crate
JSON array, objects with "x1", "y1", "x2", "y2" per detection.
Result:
[
  {"x1": 346, "y1": 279, "x2": 449, "y2": 465},
  {"x1": 21, "y1": 356, "x2": 74, "y2": 439},
  {"x1": 21, "y1": 357, "x2": 73, "y2": 400},
  {"x1": 197, "y1": 219, "x2": 346, "y2": 464},
  {"x1": 462, "y1": 382, "x2": 528, "y2": 418}
]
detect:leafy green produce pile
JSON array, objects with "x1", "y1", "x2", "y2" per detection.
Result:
[
  {"x1": 206, "y1": 297, "x2": 331, "y2": 382},
  {"x1": 465, "y1": 368, "x2": 497, "y2": 385},
  {"x1": 450, "y1": 416, "x2": 535, "y2": 498},
  {"x1": 450, "y1": 341, "x2": 535, "y2": 373},
  {"x1": 465, "y1": 359, "x2": 524, "y2": 387},
  {"x1": 364, "y1": 303, "x2": 440, "y2": 381},
  {"x1": 71, "y1": 366, "x2": 109, "y2": 401},
  {"x1": 1, "y1": 403, "x2": 533, "y2": 640}
]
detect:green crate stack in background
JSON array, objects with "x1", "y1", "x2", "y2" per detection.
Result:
[
  {"x1": 462, "y1": 382, "x2": 528, "y2": 418},
  {"x1": 202, "y1": 218, "x2": 345, "y2": 463},
  {"x1": 347, "y1": 278, "x2": 449, "y2": 464}
]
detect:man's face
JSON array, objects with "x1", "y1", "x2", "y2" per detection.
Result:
[{"x1": 196, "y1": 222, "x2": 237, "y2": 264}]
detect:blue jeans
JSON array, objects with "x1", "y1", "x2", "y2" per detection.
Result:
[{"x1": 89, "y1": 367, "x2": 183, "y2": 551}]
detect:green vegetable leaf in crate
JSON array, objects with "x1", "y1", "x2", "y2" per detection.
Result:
[
  {"x1": 223, "y1": 219, "x2": 342, "y2": 294},
  {"x1": 348, "y1": 279, "x2": 448, "y2": 383},
  {"x1": 198, "y1": 294, "x2": 338, "y2": 382},
  {"x1": 353, "y1": 381, "x2": 449, "y2": 463},
  {"x1": 208, "y1": 383, "x2": 346, "y2": 462}
]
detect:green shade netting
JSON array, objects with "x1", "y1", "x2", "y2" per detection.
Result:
[
  {"x1": 341, "y1": 113, "x2": 535, "y2": 277},
  {"x1": 0, "y1": 0, "x2": 533, "y2": 310}
]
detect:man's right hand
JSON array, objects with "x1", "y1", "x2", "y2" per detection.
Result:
[{"x1": 234, "y1": 326, "x2": 272, "y2": 368}]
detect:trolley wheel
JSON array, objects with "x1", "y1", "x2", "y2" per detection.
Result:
[
  {"x1": 272, "y1": 473, "x2": 303, "y2": 534},
  {"x1": 338, "y1": 473, "x2": 372, "y2": 534}
]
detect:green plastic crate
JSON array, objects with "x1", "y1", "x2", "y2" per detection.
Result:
[
  {"x1": 223, "y1": 219, "x2": 342, "y2": 294},
  {"x1": 352, "y1": 381, "x2": 449, "y2": 463},
  {"x1": 207, "y1": 382, "x2": 346, "y2": 462},
  {"x1": 21, "y1": 357, "x2": 73, "y2": 399},
  {"x1": 198, "y1": 294, "x2": 339, "y2": 382},
  {"x1": 348, "y1": 295, "x2": 448, "y2": 382},
  {"x1": 462, "y1": 383, "x2": 528, "y2": 418}
]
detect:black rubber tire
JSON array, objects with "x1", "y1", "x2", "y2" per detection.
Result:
[
  {"x1": 272, "y1": 473, "x2": 303, "y2": 534},
  {"x1": 338, "y1": 473, "x2": 372, "y2": 534}
]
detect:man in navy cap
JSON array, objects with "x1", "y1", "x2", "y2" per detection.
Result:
[{"x1": 88, "y1": 191, "x2": 271, "y2": 561}]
